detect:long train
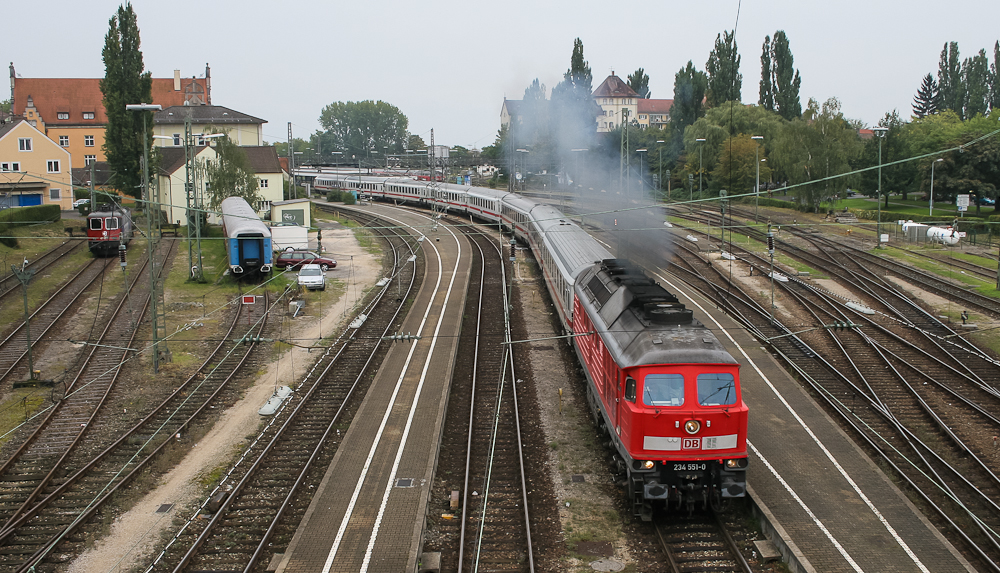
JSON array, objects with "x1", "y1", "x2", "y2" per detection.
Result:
[
  {"x1": 220, "y1": 196, "x2": 272, "y2": 275},
  {"x1": 317, "y1": 173, "x2": 748, "y2": 519}
]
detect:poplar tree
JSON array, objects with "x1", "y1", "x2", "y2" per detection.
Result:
[
  {"x1": 100, "y1": 2, "x2": 152, "y2": 199},
  {"x1": 991, "y1": 41, "x2": 1000, "y2": 112},
  {"x1": 627, "y1": 68, "x2": 650, "y2": 99},
  {"x1": 759, "y1": 36, "x2": 774, "y2": 111},
  {"x1": 705, "y1": 30, "x2": 742, "y2": 108},
  {"x1": 671, "y1": 61, "x2": 708, "y2": 136},
  {"x1": 550, "y1": 38, "x2": 595, "y2": 151},
  {"x1": 937, "y1": 42, "x2": 964, "y2": 117},
  {"x1": 912, "y1": 73, "x2": 940, "y2": 118},
  {"x1": 770, "y1": 31, "x2": 802, "y2": 120},
  {"x1": 963, "y1": 49, "x2": 990, "y2": 118}
]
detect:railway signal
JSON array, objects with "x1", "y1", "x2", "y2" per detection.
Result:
[
  {"x1": 119, "y1": 243, "x2": 127, "y2": 269},
  {"x1": 509, "y1": 239, "x2": 517, "y2": 262}
]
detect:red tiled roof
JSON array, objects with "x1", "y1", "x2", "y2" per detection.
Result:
[
  {"x1": 638, "y1": 99, "x2": 674, "y2": 114},
  {"x1": 858, "y1": 128, "x2": 874, "y2": 140},
  {"x1": 13, "y1": 77, "x2": 207, "y2": 126},
  {"x1": 592, "y1": 73, "x2": 638, "y2": 98}
]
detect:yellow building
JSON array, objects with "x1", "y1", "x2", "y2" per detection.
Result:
[
  {"x1": 152, "y1": 105, "x2": 265, "y2": 148},
  {"x1": 0, "y1": 119, "x2": 73, "y2": 210}
]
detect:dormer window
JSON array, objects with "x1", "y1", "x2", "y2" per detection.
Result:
[
  {"x1": 57, "y1": 112, "x2": 69, "y2": 120},
  {"x1": 83, "y1": 112, "x2": 95, "y2": 120}
]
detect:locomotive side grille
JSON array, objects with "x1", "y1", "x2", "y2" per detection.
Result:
[{"x1": 588, "y1": 275, "x2": 613, "y2": 306}]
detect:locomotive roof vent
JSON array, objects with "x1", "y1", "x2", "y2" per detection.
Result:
[{"x1": 644, "y1": 302, "x2": 694, "y2": 325}]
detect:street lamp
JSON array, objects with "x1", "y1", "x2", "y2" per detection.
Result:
[
  {"x1": 873, "y1": 126, "x2": 889, "y2": 248},
  {"x1": 696, "y1": 138, "x2": 706, "y2": 199},
  {"x1": 636, "y1": 148, "x2": 647, "y2": 193},
  {"x1": 751, "y1": 136, "x2": 764, "y2": 223},
  {"x1": 656, "y1": 140, "x2": 665, "y2": 197},
  {"x1": 330, "y1": 150, "x2": 343, "y2": 170},
  {"x1": 929, "y1": 158, "x2": 944, "y2": 216},
  {"x1": 126, "y1": 103, "x2": 162, "y2": 373}
]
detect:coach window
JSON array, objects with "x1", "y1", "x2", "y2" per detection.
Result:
[
  {"x1": 624, "y1": 376, "x2": 637, "y2": 403},
  {"x1": 697, "y1": 373, "x2": 737, "y2": 406},
  {"x1": 643, "y1": 374, "x2": 685, "y2": 406}
]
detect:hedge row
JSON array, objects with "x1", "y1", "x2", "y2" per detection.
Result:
[
  {"x1": 0, "y1": 204, "x2": 61, "y2": 247},
  {"x1": 325, "y1": 190, "x2": 356, "y2": 205}
]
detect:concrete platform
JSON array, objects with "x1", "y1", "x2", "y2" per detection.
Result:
[
  {"x1": 277, "y1": 205, "x2": 471, "y2": 573},
  {"x1": 655, "y1": 269, "x2": 975, "y2": 573}
]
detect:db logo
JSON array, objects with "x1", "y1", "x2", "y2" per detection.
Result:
[{"x1": 682, "y1": 438, "x2": 701, "y2": 450}]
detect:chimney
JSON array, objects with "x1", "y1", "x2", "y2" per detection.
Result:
[
  {"x1": 205, "y1": 63, "x2": 211, "y2": 105},
  {"x1": 173, "y1": 70, "x2": 181, "y2": 91}
]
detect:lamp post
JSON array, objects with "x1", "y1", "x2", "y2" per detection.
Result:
[
  {"x1": 331, "y1": 150, "x2": 343, "y2": 170},
  {"x1": 636, "y1": 148, "x2": 647, "y2": 194},
  {"x1": 126, "y1": 103, "x2": 162, "y2": 372},
  {"x1": 656, "y1": 139, "x2": 665, "y2": 197},
  {"x1": 873, "y1": 126, "x2": 889, "y2": 248},
  {"x1": 696, "y1": 138, "x2": 706, "y2": 199},
  {"x1": 929, "y1": 158, "x2": 943, "y2": 216},
  {"x1": 751, "y1": 136, "x2": 764, "y2": 222}
]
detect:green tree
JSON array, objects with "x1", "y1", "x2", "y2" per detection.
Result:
[
  {"x1": 857, "y1": 111, "x2": 910, "y2": 205},
  {"x1": 963, "y1": 49, "x2": 990, "y2": 119},
  {"x1": 201, "y1": 132, "x2": 261, "y2": 213},
  {"x1": 407, "y1": 134, "x2": 427, "y2": 150},
  {"x1": 912, "y1": 73, "x2": 940, "y2": 118},
  {"x1": 710, "y1": 134, "x2": 771, "y2": 196},
  {"x1": 318, "y1": 100, "x2": 408, "y2": 160},
  {"x1": 550, "y1": 38, "x2": 595, "y2": 155},
  {"x1": 937, "y1": 42, "x2": 964, "y2": 117},
  {"x1": 990, "y1": 41, "x2": 1000, "y2": 112},
  {"x1": 627, "y1": 68, "x2": 650, "y2": 98},
  {"x1": 770, "y1": 31, "x2": 802, "y2": 121},
  {"x1": 100, "y1": 2, "x2": 152, "y2": 199},
  {"x1": 759, "y1": 35, "x2": 774, "y2": 112},
  {"x1": 771, "y1": 98, "x2": 861, "y2": 209},
  {"x1": 0, "y1": 98, "x2": 10, "y2": 113},
  {"x1": 705, "y1": 30, "x2": 742, "y2": 108},
  {"x1": 671, "y1": 61, "x2": 708, "y2": 142}
]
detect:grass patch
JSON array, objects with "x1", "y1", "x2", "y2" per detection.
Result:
[
  {"x1": 562, "y1": 497, "x2": 623, "y2": 556},
  {"x1": 0, "y1": 389, "x2": 48, "y2": 445}
]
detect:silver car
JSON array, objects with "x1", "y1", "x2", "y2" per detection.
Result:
[{"x1": 297, "y1": 264, "x2": 326, "y2": 291}]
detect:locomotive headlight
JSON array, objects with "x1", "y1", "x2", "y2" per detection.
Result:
[
  {"x1": 642, "y1": 460, "x2": 655, "y2": 470},
  {"x1": 726, "y1": 458, "x2": 749, "y2": 469},
  {"x1": 684, "y1": 420, "x2": 700, "y2": 435}
]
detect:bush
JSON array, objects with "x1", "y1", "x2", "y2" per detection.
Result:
[
  {"x1": 325, "y1": 190, "x2": 356, "y2": 205},
  {"x1": 0, "y1": 205, "x2": 60, "y2": 248}
]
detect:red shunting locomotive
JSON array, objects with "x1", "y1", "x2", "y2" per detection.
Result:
[{"x1": 86, "y1": 204, "x2": 133, "y2": 256}]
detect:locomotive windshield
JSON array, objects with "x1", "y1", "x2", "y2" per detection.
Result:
[
  {"x1": 105, "y1": 217, "x2": 119, "y2": 230},
  {"x1": 89, "y1": 218, "x2": 102, "y2": 230},
  {"x1": 642, "y1": 374, "x2": 684, "y2": 406},
  {"x1": 697, "y1": 373, "x2": 737, "y2": 406}
]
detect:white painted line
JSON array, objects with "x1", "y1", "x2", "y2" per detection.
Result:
[
  {"x1": 361, "y1": 215, "x2": 462, "y2": 572},
  {"x1": 322, "y1": 212, "x2": 450, "y2": 572},
  {"x1": 656, "y1": 271, "x2": 930, "y2": 573}
]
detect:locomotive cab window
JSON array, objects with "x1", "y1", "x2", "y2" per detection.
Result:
[
  {"x1": 105, "y1": 218, "x2": 120, "y2": 230},
  {"x1": 89, "y1": 218, "x2": 103, "y2": 230},
  {"x1": 697, "y1": 373, "x2": 737, "y2": 406},
  {"x1": 643, "y1": 374, "x2": 685, "y2": 406},
  {"x1": 624, "y1": 376, "x2": 636, "y2": 403}
]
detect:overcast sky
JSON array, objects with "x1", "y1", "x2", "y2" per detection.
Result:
[{"x1": 5, "y1": 0, "x2": 998, "y2": 149}]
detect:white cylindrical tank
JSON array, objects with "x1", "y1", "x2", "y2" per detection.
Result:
[{"x1": 927, "y1": 226, "x2": 962, "y2": 245}]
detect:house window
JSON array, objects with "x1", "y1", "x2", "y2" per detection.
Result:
[
  {"x1": 85, "y1": 155, "x2": 96, "y2": 166},
  {"x1": 639, "y1": 115, "x2": 646, "y2": 120},
  {"x1": 47, "y1": 160, "x2": 61, "y2": 173},
  {"x1": 1, "y1": 162, "x2": 21, "y2": 172},
  {"x1": 85, "y1": 135, "x2": 95, "y2": 147},
  {"x1": 57, "y1": 112, "x2": 69, "y2": 120},
  {"x1": 173, "y1": 134, "x2": 181, "y2": 146},
  {"x1": 59, "y1": 136, "x2": 69, "y2": 147},
  {"x1": 259, "y1": 179, "x2": 269, "y2": 188},
  {"x1": 50, "y1": 188, "x2": 62, "y2": 200},
  {"x1": 197, "y1": 135, "x2": 206, "y2": 146},
  {"x1": 83, "y1": 112, "x2": 95, "y2": 120},
  {"x1": 18, "y1": 138, "x2": 32, "y2": 151}
]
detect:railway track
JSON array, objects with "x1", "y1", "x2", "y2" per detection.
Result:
[
  {"x1": 141, "y1": 206, "x2": 421, "y2": 572},
  {"x1": 659, "y1": 234, "x2": 1000, "y2": 572},
  {"x1": 0, "y1": 240, "x2": 84, "y2": 303},
  {"x1": 0, "y1": 238, "x2": 176, "y2": 571},
  {"x1": 655, "y1": 512, "x2": 752, "y2": 573},
  {"x1": 0, "y1": 254, "x2": 113, "y2": 384},
  {"x1": 1, "y1": 288, "x2": 273, "y2": 572},
  {"x1": 442, "y1": 224, "x2": 532, "y2": 572}
]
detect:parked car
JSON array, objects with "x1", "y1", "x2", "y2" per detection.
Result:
[
  {"x1": 977, "y1": 197, "x2": 995, "y2": 206},
  {"x1": 275, "y1": 249, "x2": 337, "y2": 270},
  {"x1": 73, "y1": 198, "x2": 90, "y2": 208},
  {"x1": 296, "y1": 264, "x2": 326, "y2": 291}
]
